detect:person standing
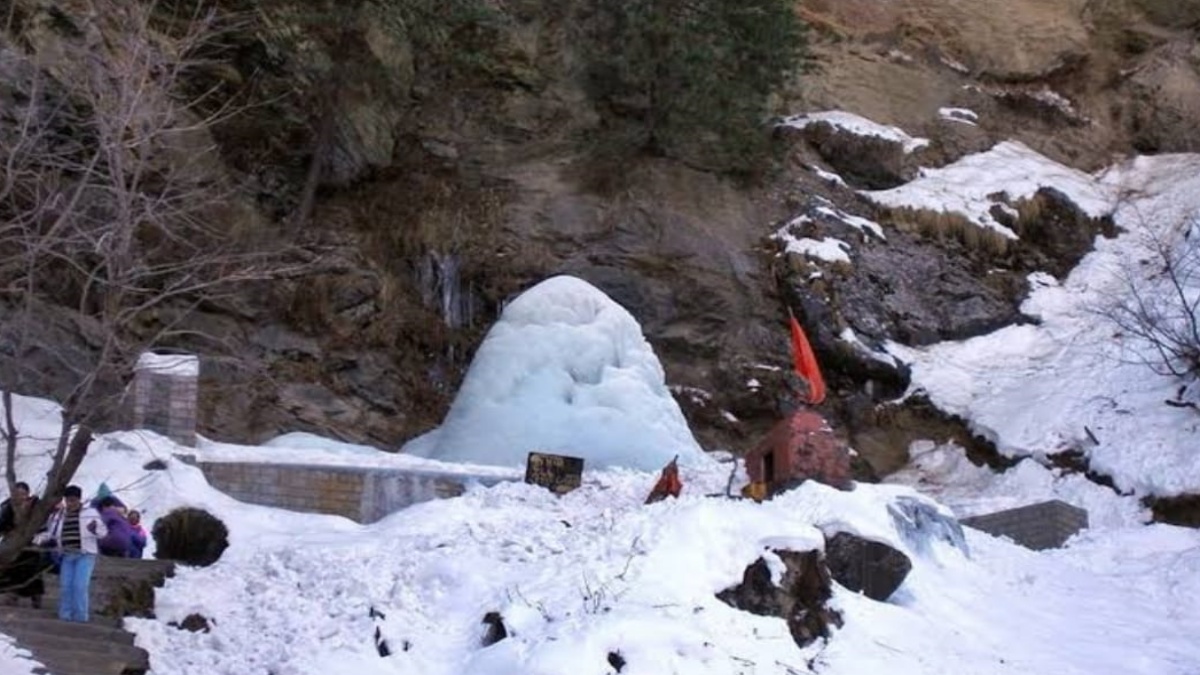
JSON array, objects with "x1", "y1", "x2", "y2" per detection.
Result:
[
  {"x1": 95, "y1": 497, "x2": 133, "y2": 558},
  {"x1": 0, "y1": 482, "x2": 47, "y2": 608},
  {"x1": 127, "y1": 510, "x2": 148, "y2": 559},
  {"x1": 40, "y1": 486, "x2": 107, "y2": 622}
]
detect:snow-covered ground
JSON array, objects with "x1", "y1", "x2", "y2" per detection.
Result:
[
  {"x1": 885, "y1": 440, "x2": 1148, "y2": 528},
  {"x1": 3, "y1": 117, "x2": 1200, "y2": 675},
  {"x1": 888, "y1": 152, "x2": 1200, "y2": 497},
  {"x1": 862, "y1": 140, "x2": 1115, "y2": 239},
  {"x1": 0, "y1": 634, "x2": 39, "y2": 675},
  {"x1": 2, "y1": 399, "x2": 1198, "y2": 675}
]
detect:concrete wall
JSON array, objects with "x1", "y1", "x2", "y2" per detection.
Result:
[
  {"x1": 959, "y1": 500, "x2": 1089, "y2": 550},
  {"x1": 194, "y1": 461, "x2": 513, "y2": 523}
]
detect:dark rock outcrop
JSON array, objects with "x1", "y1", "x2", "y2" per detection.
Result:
[
  {"x1": 823, "y1": 532, "x2": 912, "y2": 602},
  {"x1": 782, "y1": 121, "x2": 918, "y2": 189},
  {"x1": 1147, "y1": 493, "x2": 1200, "y2": 528},
  {"x1": 170, "y1": 613, "x2": 213, "y2": 633},
  {"x1": 717, "y1": 549, "x2": 843, "y2": 648}
]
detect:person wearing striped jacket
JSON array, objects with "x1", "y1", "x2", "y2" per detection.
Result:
[{"x1": 38, "y1": 485, "x2": 107, "y2": 622}]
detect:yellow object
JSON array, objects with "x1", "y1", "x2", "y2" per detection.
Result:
[{"x1": 741, "y1": 482, "x2": 768, "y2": 502}]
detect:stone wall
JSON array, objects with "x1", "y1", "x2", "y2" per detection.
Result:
[
  {"x1": 193, "y1": 460, "x2": 513, "y2": 523},
  {"x1": 129, "y1": 354, "x2": 199, "y2": 447},
  {"x1": 959, "y1": 500, "x2": 1088, "y2": 550}
]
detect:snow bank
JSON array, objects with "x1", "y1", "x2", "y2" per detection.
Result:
[
  {"x1": 888, "y1": 154, "x2": 1200, "y2": 496},
  {"x1": 0, "y1": 636, "x2": 36, "y2": 675},
  {"x1": 4, "y1": 394, "x2": 1200, "y2": 675},
  {"x1": 0, "y1": 394, "x2": 364, "y2": 563},
  {"x1": 885, "y1": 440, "x2": 1147, "y2": 528},
  {"x1": 780, "y1": 111, "x2": 930, "y2": 153},
  {"x1": 403, "y1": 276, "x2": 708, "y2": 471},
  {"x1": 125, "y1": 455, "x2": 1200, "y2": 675},
  {"x1": 135, "y1": 352, "x2": 199, "y2": 377},
  {"x1": 863, "y1": 141, "x2": 1116, "y2": 239}
]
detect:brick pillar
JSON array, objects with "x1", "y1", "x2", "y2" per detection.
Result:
[{"x1": 130, "y1": 352, "x2": 199, "y2": 447}]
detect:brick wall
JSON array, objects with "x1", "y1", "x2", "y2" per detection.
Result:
[
  {"x1": 959, "y1": 500, "x2": 1089, "y2": 550},
  {"x1": 194, "y1": 461, "x2": 513, "y2": 523}
]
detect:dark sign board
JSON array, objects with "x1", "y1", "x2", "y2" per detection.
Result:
[{"x1": 524, "y1": 452, "x2": 584, "y2": 495}]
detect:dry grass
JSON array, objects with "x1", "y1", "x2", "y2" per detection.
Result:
[
  {"x1": 1127, "y1": 0, "x2": 1200, "y2": 28},
  {"x1": 884, "y1": 206, "x2": 1012, "y2": 256},
  {"x1": 321, "y1": 171, "x2": 509, "y2": 267},
  {"x1": 797, "y1": 0, "x2": 902, "y2": 38},
  {"x1": 1010, "y1": 193, "x2": 1048, "y2": 239}
]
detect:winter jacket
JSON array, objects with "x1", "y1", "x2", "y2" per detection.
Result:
[
  {"x1": 0, "y1": 496, "x2": 44, "y2": 540},
  {"x1": 40, "y1": 505, "x2": 107, "y2": 555},
  {"x1": 98, "y1": 507, "x2": 135, "y2": 557},
  {"x1": 129, "y1": 525, "x2": 148, "y2": 559},
  {"x1": 0, "y1": 499, "x2": 16, "y2": 536}
]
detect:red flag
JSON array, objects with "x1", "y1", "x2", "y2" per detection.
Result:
[{"x1": 788, "y1": 311, "x2": 826, "y2": 405}]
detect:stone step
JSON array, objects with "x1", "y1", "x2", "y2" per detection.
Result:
[
  {"x1": 5, "y1": 630, "x2": 149, "y2": 670},
  {"x1": 42, "y1": 578, "x2": 136, "y2": 592},
  {"x1": 1, "y1": 558, "x2": 175, "y2": 675},
  {"x1": 0, "y1": 612, "x2": 137, "y2": 644},
  {"x1": 35, "y1": 556, "x2": 175, "y2": 578},
  {"x1": 29, "y1": 651, "x2": 131, "y2": 675},
  {"x1": 94, "y1": 557, "x2": 176, "y2": 574},
  {"x1": 0, "y1": 605, "x2": 123, "y2": 629},
  {"x1": 39, "y1": 589, "x2": 124, "y2": 605},
  {"x1": 42, "y1": 578, "x2": 144, "y2": 591}
]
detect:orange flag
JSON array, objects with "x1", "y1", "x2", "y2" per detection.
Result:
[
  {"x1": 645, "y1": 457, "x2": 683, "y2": 504},
  {"x1": 788, "y1": 311, "x2": 826, "y2": 405}
]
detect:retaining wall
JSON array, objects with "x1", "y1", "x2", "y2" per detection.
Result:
[
  {"x1": 959, "y1": 499, "x2": 1089, "y2": 550},
  {"x1": 193, "y1": 460, "x2": 514, "y2": 523}
]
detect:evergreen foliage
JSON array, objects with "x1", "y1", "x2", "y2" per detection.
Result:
[{"x1": 582, "y1": 0, "x2": 809, "y2": 175}]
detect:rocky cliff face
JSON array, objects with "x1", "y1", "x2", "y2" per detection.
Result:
[{"x1": 3, "y1": 0, "x2": 1198, "y2": 471}]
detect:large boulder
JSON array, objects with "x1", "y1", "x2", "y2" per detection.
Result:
[
  {"x1": 717, "y1": 549, "x2": 844, "y2": 648},
  {"x1": 823, "y1": 531, "x2": 912, "y2": 602},
  {"x1": 152, "y1": 507, "x2": 229, "y2": 567}
]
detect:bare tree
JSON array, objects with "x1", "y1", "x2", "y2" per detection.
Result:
[
  {"x1": 0, "y1": 0, "x2": 311, "y2": 564},
  {"x1": 1104, "y1": 208, "x2": 1200, "y2": 406}
]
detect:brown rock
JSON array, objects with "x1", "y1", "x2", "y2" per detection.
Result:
[{"x1": 717, "y1": 549, "x2": 844, "y2": 648}]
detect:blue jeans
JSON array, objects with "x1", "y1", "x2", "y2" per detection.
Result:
[{"x1": 58, "y1": 552, "x2": 97, "y2": 622}]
